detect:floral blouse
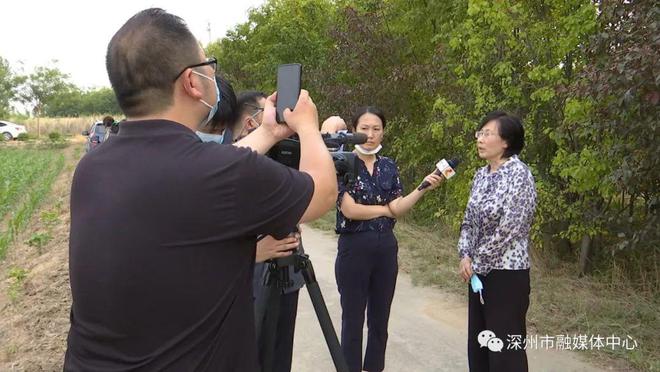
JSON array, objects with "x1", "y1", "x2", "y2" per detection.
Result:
[
  {"x1": 336, "y1": 156, "x2": 403, "y2": 234},
  {"x1": 457, "y1": 155, "x2": 537, "y2": 275}
]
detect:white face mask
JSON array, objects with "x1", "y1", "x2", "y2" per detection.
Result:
[
  {"x1": 195, "y1": 131, "x2": 224, "y2": 144},
  {"x1": 355, "y1": 144, "x2": 382, "y2": 155},
  {"x1": 192, "y1": 71, "x2": 220, "y2": 127}
]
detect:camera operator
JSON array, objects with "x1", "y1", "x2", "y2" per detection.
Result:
[
  {"x1": 335, "y1": 106, "x2": 443, "y2": 372},
  {"x1": 231, "y1": 90, "x2": 268, "y2": 142},
  {"x1": 65, "y1": 8, "x2": 336, "y2": 372},
  {"x1": 196, "y1": 81, "x2": 305, "y2": 372},
  {"x1": 236, "y1": 91, "x2": 307, "y2": 372}
]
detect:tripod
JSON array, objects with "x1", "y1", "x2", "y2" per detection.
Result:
[{"x1": 254, "y1": 251, "x2": 349, "y2": 372}]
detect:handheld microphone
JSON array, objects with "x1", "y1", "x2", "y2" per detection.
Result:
[
  {"x1": 321, "y1": 132, "x2": 367, "y2": 147},
  {"x1": 417, "y1": 158, "x2": 460, "y2": 191}
]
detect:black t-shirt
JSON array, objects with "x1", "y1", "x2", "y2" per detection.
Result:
[{"x1": 64, "y1": 120, "x2": 314, "y2": 371}]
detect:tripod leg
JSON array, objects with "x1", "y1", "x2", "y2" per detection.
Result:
[{"x1": 300, "y1": 259, "x2": 349, "y2": 372}]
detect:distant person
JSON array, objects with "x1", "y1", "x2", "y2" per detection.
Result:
[
  {"x1": 102, "y1": 115, "x2": 114, "y2": 128},
  {"x1": 101, "y1": 116, "x2": 115, "y2": 141},
  {"x1": 65, "y1": 8, "x2": 336, "y2": 371},
  {"x1": 321, "y1": 115, "x2": 348, "y2": 134},
  {"x1": 457, "y1": 111, "x2": 537, "y2": 372},
  {"x1": 320, "y1": 115, "x2": 349, "y2": 151},
  {"x1": 110, "y1": 119, "x2": 124, "y2": 135}
]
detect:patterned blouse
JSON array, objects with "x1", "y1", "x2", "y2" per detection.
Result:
[
  {"x1": 336, "y1": 156, "x2": 403, "y2": 234},
  {"x1": 457, "y1": 155, "x2": 537, "y2": 275}
]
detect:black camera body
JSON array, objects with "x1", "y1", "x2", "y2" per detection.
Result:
[
  {"x1": 266, "y1": 138, "x2": 301, "y2": 170},
  {"x1": 266, "y1": 136, "x2": 360, "y2": 188},
  {"x1": 330, "y1": 151, "x2": 359, "y2": 189}
]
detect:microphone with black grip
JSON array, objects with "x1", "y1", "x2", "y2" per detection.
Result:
[
  {"x1": 417, "y1": 158, "x2": 461, "y2": 191},
  {"x1": 321, "y1": 132, "x2": 367, "y2": 147}
]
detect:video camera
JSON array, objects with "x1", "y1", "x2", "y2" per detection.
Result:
[{"x1": 266, "y1": 132, "x2": 367, "y2": 188}]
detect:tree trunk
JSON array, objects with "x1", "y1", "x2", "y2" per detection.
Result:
[{"x1": 578, "y1": 234, "x2": 592, "y2": 276}]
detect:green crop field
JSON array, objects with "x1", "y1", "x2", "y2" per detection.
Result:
[{"x1": 0, "y1": 146, "x2": 65, "y2": 258}]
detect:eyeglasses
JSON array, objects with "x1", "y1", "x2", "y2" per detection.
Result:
[
  {"x1": 475, "y1": 130, "x2": 498, "y2": 139},
  {"x1": 173, "y1": 57, "x2": 218, "y2": 82},
  {"x1": 244, "y1": 103, "x2": 264, "y2": 118}
]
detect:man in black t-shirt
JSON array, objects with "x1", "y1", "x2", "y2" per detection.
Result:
[{"x1": 64, "y1": 8, "x2": 337, "y2": 371}]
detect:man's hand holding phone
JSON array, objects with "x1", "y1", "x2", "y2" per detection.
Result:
[
  {"x1": 281, "y1": 90, "x2": 319, "y2": 135},
  {"x1": 260, "y1": 90, "x2": 319, "y2": 139},
  {"x1": 260, "y1": 92, "x2": 295, "y2": 142}
]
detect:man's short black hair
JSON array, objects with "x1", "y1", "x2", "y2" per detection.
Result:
[
  {"x1": 351, "y1": 106, "x2": 387, "y2": 131},
  {"x1": 236, "y1": 91, "x2": 267, "y2": 117},
  {"x1": 206, "y1": 75, "x2": 238, "y2": 133},
  {"x1": 106, "y1": 8, "x2": 200, "y2": 117},
  {"x1": 478, "y1": 111, "x2": 525, "y2": 158},
  {"x1": 233, "y1": 91, "x2": 266, "y2": 130}
]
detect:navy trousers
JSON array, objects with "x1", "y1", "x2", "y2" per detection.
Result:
[
  {"x1": 468, "y1": 269, "x2": 530, "y2": 372},
  {"x1": 335, "y1": 230, "x2": 398, "y2": 372}
]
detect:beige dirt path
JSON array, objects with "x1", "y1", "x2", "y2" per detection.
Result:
[{"x1": 292, "y1": 227, "x2": 612, "y2": 372}]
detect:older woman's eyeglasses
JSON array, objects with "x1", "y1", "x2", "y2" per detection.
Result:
[{"x1": 475, "y1": 130, "x2": 498, "y2": 139}]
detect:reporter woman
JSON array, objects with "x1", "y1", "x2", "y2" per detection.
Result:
[
  {"x1": 335, "y1": 106, "x2": 442, "y2": 372},
  {"x1": 457, "y1": 111, "x2": 536, "y2": 372}
]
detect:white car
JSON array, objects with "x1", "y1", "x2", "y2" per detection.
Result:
[{"x1": 0, "y1": 120, "x2": 27, "y2": 140}]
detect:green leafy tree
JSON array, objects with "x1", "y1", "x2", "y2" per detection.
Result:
[
  {"x1": 80, "y1": 87, "x2": 121, "y2": 115},
  {"x1": 558, "y1": 0, "x2": 659, "y2": 273},
  {"x1": 206, "y1": 0, "x2": 656, "y2": 284},
  {"x1": 45, "y1": 86, "x2": 83, "y2": 117},
  {"x1": 44, "y1": 86, "x2": 120, "y2": 117},
  {"x1": 394, "y1": 0, "x2": 598, "y2": 240},
  {"x1": 0, "y1": 56, "x2": 24, "y2": 118},
  {"x1": 206, "y1": 0, "x2": 336, "y2": 93},
  {"x1": 305, "y1": 5, "x2": 424, "y2": 119},
  {"x1": 19, "y1": 64, "x2": 75, "y2": 135}
]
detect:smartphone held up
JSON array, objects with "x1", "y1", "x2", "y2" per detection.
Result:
[{"x1": 275, "y1": 63, "x2": 302, "y2": 124}]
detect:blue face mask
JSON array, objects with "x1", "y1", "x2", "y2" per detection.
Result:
[
  {"x1": 193, "y1": 71, "x2": 221, "y2": 126},
  {"x1": 195, "y1": 131, "x2": 224, "y2": 144}
]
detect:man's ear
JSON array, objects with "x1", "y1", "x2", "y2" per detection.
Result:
[{"x1": 180, "y1": 69, "x2": 204, "y2": 100}]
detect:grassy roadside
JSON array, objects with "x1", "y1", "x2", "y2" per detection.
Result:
[{"x1": 309, "y1": 212, "x2": 658, "y2": 371}]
